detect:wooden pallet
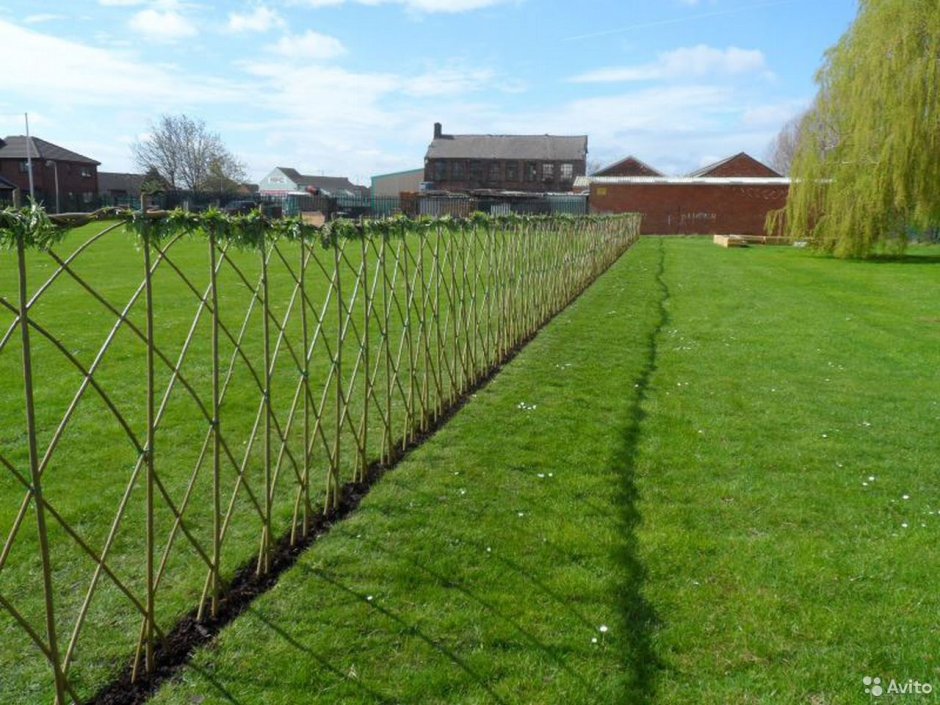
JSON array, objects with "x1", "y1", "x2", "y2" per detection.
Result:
[
  {"x1": 713, "y1": 234, "x2": 791, "y2": 248},
  {"x1": 713, "y1": 234, "x2": 748, "y2": 248}
]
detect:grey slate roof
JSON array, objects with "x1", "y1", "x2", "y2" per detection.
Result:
[
  {"x1": 98, "y1": 172, "x2": 146, "y2": 195},
  {"x1": 426, "y1": 134, "x2": 588, "y2": 161},
  {"x1": 0, "y1": 175, "x2": 17, "y2": 191},
  {"x1": 0, "y1": 136, "x2": 100, "y2": 165}
]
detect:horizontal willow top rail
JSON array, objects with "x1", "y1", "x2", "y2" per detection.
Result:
[{"x1": 0, "y1": 204, "x2": 638, "y2": 251}]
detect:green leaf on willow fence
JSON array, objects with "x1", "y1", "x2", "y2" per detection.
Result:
[
  {"x1": 6, "y1": 204, "x2": 640, "y2": 251},
  {"x1": 0, "y1": 203, "x2": 66, "y2": 251}
]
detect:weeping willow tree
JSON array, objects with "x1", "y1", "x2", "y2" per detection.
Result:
[{"x1": 779, "y1": 0, "x2": 940, "y2": 257}]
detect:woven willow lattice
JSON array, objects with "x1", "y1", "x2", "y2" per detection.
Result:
[{"x1": 0, "y1": 210, "x2": 639, "y2": 704}]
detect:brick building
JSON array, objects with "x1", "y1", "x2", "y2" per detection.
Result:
[
  {"x1": 588, "y1": 152, "x2": 788, "y2": 235},
  {"x1": 424, "y1": 123, "x2": 587, "y2": 193},
  {"x1": 593, "y1": 155, "x2": 663, "y2": 177},
  {"x1": 687, "y1": 152, "x2": 781, "y2": 178},
  {"x1": 0, "y1": 135, "x2": 99, "y2": 212},
  {"x1": 98, "y1": 172, "x2": 146, "y2": 204},
  {"x1": 591, "y1": 177, "x2": 789, "y2": 235}
]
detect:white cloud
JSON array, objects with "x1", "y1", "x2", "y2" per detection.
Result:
[
  {"x1": 268, "y1": 30, "x2": 347, "y2": 60},
  {"x1": 99, "y1": 0, "x2": 183, "y2": 6},
  {"x1": 128, "y1": 9, "x2": 197, "y2": 41},
  {"x1": 741, "y1": 100, "x2": 808, "y2": 128},
  {"x1": 404, "y1": 67, "x2": 495, "y2": 97},
  {"x1": 388, "y1": 0, "x2": 510, "y2": 11},
  {"x1": 227, "y1": 6, "x2": 285, "y2": 33},
  {"x1": 23, "y1": 14, "x2": 66, "y2": 24},
  {"x1": 288, "y1": 0, "x2": 346, "y2": 6},
  {"x1": 290, "y1": 0, "x2": 509, "y2": 12},
  {"x1": 238, "y1": 61, "x2": 397, "y2": 125},
  {"x1": 571, "y1": 45, "x2": 768, "y2": 83},
  {"x1": 0, "y1": 19, "x2": 236, "y2": 107}
]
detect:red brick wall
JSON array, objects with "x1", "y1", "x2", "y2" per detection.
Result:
[
  {"x1": 700, "y1": 154, "x2": 780, "y2": 178},
  {"x1": 0, "y1": 159, "x2": 98, "y2": 206},
  {"x1": 595, "y1": 158, "x2": 661, "y2": 177},
  {"x1": 591, "y1": 182, "x2": 789, "y2": 235}
]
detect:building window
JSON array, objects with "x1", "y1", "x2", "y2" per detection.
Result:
[
  {"x1": 488, "y1": 162, "x2": 501, "y2": 182},
  {"x1": 560, "y1": 163, "x2": 574, "y2": 181},
  {"x1": 525, "y1": 162, "x2": 538, "y2": 182},
  {"x1": 19, "y1": 161, "x2": 31, "y2": 173},
  {"x1": 505, "y1": 162, "x2": 518, "y2": 182},
  {"x1": 451, "y1": 161, "x2": 465, "y2": 180},
  {"x1": 470, "y1": 161, "x2": 483, "y2": 181},
  {"x1": 80, "y1": 167, "x2": 92, "y2": 178},
  {"x1": 82, "y1": 192, "x2": 94, "y2": 204},
  {"x1": 542, "y1": 163, "x2": 554, "y2": 181},
  {"x1": 434, "y1": 161, "x2": 447, "y2": 181}
]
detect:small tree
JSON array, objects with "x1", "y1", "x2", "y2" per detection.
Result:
[
  {"x1": 765, "y1": 112, "x2": 805, "y2": 175},
  {"x1": 197, "y1": 157, "x2": 248, "y2": 196},
  {"x1": 132, "y1": 114, "x2": 247, "y2": 192},
  {"x1": 140, "y1": 166, "x2": 170, "y2": 195},
  {"x1": 782, "y1": 0, "x2": 940, "y2": 257}
]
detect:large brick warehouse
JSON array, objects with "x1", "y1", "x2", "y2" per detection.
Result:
[{"x1": 586, "y1": 153, "x2": 790, "y2": 236}]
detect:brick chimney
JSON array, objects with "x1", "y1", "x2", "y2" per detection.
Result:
[{"x1": 433, "y1": 122, "x2": 442, "y2": 139}]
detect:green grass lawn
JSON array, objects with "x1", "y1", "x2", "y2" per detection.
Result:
[{"x1": 145, "y1": 237, "x2": 939, "y2": 704}]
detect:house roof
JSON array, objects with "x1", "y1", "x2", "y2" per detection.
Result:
[
  {"x1": 426, "y1": 133, "x2": 588, "y2": 162},
  {"x1": 687, "y1": 152, "x2": 780, "y2": 178},
  {"x1": 98, "y1": 172, "x2": 146, "y2": 194},
  {"x1": 0, "y1": 174, "x2": 17, "y2": 191},
  {"x1": 273, "y1": 167, "x2": 366, "y2": 196},
  {"x1": 0, "y1": 136, "x2": 100, "y2": 165},
  {"x1": 594, "y1": 155, "x2": 663, "y2": 177}
]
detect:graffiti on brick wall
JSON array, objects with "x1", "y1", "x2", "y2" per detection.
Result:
[{"x1": 667, "y1": 211, "x2": 717, "y2": 226}]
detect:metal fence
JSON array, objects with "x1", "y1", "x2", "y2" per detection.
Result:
[
  {"x1": 0, "y1": 208, "x2": 640, "y2": 704},
  {"x1": 71, "y1": 191, "x2": 589, "y2": 220}
]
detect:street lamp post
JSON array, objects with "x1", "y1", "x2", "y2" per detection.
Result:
[{"x1": 45, "y1": 160, "x2": 60, "y2": 214}]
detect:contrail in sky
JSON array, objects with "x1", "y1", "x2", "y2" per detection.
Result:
[{"x1": 564, "y1": 0, "x2": 805, "y2": 42}]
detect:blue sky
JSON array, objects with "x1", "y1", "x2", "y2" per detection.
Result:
[{"x1": 0, "y1": 0, "x2": 858, "y2": 183}]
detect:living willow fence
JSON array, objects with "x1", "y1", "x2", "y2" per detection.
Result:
[{"x1": 0, "y1": 206, "x2": 640, "y2": 704}]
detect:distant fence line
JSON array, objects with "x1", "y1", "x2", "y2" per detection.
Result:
[
  {"x1": 0, "y1": 207, "x2": 640, "y2": 704},
  {"x1": 81, "y1": 191, "x2": 590, "y2": 219}
]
